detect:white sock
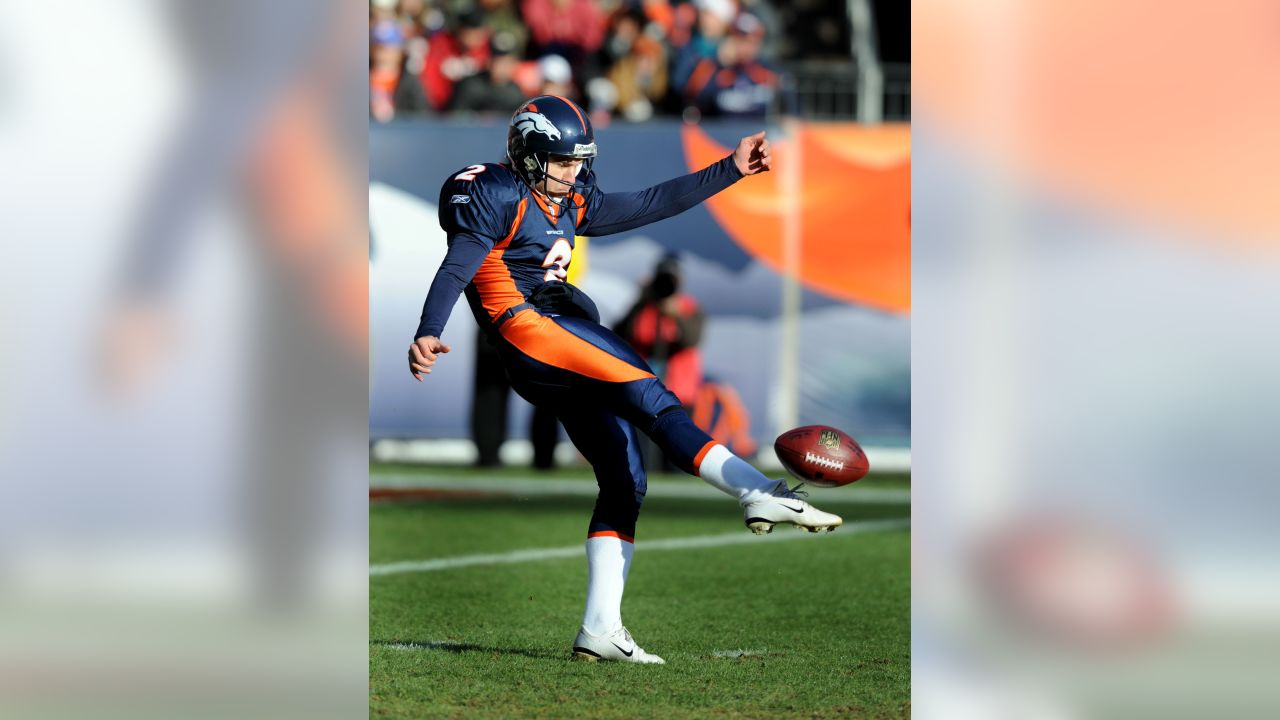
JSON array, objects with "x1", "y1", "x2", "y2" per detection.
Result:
[
  {"x1": 581, "y1": 535, "x2": 634, "y2": 636},
  {"x1": 697, "y1": 444, "x2": 778, "y2": 505}
]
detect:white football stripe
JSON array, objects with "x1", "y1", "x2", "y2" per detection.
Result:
[{"x1": 370, "y1": 518, "x2": 909, "y2": 577}]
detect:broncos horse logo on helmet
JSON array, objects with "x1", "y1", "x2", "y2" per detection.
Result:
[
  {"x1": 512, "y1": 112, "x2": 562, "y2": 142},
  {"x1": 507, "y1": 95, "x2": 598, "y2": 211}
]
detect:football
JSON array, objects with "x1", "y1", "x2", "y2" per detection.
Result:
[{"x1": 773, "y1": 425, "x2": 870, "y2": 487}]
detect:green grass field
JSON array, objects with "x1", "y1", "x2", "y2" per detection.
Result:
[{"x1": 370, "y1": 464, "x2": 910, "y2": 719}]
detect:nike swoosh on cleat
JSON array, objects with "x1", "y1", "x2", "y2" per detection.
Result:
[
  {"x1": 611, "y1": 642, "x2": 634, "y2": 657},
  {"x1": 781, "y1": 504, "x2": 805, "y2": 513}
]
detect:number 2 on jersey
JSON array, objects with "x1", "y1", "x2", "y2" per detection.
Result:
[
  {"x1": 454, "y1": 164, "x2": 486, "y2": 182},
  {"x1": 542, "y1": 238, "x2": 572, "y2": 281}
]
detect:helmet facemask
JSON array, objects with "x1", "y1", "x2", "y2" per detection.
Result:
[{"x1": 530, "y1": 151, "x2": 597, "y2": 211}]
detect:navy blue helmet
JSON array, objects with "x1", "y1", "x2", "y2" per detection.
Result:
[{"x1": 506, "y1": 95, "x2": 597, "y2": 209}]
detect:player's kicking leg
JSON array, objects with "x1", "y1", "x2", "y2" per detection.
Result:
[
  {"x1": 557, "y1": 405, "x2": 665, "y2": 664},
  {"x1": 644, "y1": 410, "x2": 844, "y2": 534},
  {"x1": 500, "y1": 312, "x2": 843, "y2": 535},
  {"x1": 511, "y1": 315, "x2": 843, "y2": 534}
]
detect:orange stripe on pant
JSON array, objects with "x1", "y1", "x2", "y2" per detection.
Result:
[
  {"x1": 691, "y1": 440, "x2": 717, "y2": 477},
  {"x1": 499, "y1": 310, "x2": 655, "y2": 384},
  {"x1": 588, "y1": 530, "x2": 634, "y2": 543}
]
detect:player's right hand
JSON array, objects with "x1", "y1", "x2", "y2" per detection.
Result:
[{"x1": 409, "y1": 335, "x2": 451, "y2": 381}]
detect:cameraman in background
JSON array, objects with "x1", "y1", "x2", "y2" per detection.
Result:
[{"x1": 614, "y1": 253, "x2": 705, "y2": 471}]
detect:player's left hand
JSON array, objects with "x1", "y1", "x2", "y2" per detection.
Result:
[
  {"x1": 732, "y1": 131, "x2": 772, "y2": 175},
  {"x1": 409, "y1": 335, "x2": 452, "y2": 381}
]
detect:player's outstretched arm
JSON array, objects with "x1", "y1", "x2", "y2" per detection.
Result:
[
  {"x1": 579, "y1": 131, "x2": 772, "y2": 237},
  {"x1": 408, "y1": 335, "x2": 451, "y2": 381}
]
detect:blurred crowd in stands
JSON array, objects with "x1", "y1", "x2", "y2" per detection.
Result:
[{"x1": 370, "y1": 0, "x2": 787, "y2": 123}]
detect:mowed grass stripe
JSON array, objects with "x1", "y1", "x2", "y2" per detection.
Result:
[
  {"x1": 371, "y1": 518, "x2": 909, "y2": 576},
  {"x1": 371, "y1": 472, "x2": 910, "y2": 504}
]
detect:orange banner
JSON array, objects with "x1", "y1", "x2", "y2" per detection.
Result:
[{"x1": 682, "y1": 123, "x2": 911, "y2": 312}]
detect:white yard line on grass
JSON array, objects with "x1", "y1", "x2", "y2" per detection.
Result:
[
  {"x1": 372, "y1": 474, "x2": 910, "y2": 505},
  {"x1": 370, "y1": 518, "x2": 909, "y2": 577}
]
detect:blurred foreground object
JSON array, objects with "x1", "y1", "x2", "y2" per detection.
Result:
[
  {"x1": 0, "y1": 1, "x2": 367, "y2": 717},
  {"x1": 914, "y1": 1, "x2": 1280, "y2": 717}
]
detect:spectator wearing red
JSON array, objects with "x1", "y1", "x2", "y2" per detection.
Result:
[
  {"x1": 420, "y1": 10, "x2": 492, "y2": 111},
  {"x1": 521, "y1": 0, "x2": 608, "y2": 73}
]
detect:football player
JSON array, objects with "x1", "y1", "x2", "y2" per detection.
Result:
[{"x1": 408, "y1": 95, "x2": 843, "y2": 664}]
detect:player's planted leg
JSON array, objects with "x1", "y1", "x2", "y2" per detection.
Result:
[
  {"x1": 559, "y1": 408, "x2": 666, "y2": 663},
  {"x1": 580, "y1": 534, "x2": 630, "y2": 636},
  {"x1": 574, "y1": 534, "x2": 663, "y2": 663}
]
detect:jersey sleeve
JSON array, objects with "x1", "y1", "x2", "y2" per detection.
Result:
[
  {"x1": 414, "y1": 232, "x2": 491, "y2": 340},
  {"x1": 577, "y1": 155, "x2": 743, "y2": 237},
  {"x1": 416, "y1": 166, "x2": 519, "y2": 339}
]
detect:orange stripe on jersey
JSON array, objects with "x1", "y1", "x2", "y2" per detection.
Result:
[
  {"x1": 588, "y1": 530, "x2": 634, "y2": 543},
  {"x1": 552, "y1": 94, "x2": 587, "y2": 132},
  {"x1": 500, "y1": 197, "x2": 528, "y2": 247},
  {"x1": 691, "y1": 440, "x2": 717, "y2": 477},
  {"x1": 499, "y1": 311, "x2": 655, "y2": 384},
  {"x1": 574, "y1": 194, "x2": 588, "y2": 226},
  {"x1": 472, "y1": 198, "x2": 529, "y2": 320}
]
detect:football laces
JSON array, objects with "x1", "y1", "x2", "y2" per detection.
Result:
[{"x1": 803, "y1": 452, "x2": 845, "y2": 471}]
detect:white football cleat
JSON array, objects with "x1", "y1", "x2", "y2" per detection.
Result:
[
  {"x1": 743, "y1": 480, "x2": 844, "y2": 535},
  {"x1": 572, "y1": 626, "x2": 665, "y2": 664}
]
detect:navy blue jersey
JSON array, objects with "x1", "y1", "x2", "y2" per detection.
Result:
[{"x1": 415, "y1": 155, "x2": 743, "y2": 340}]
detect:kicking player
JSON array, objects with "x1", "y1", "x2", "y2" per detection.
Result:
[{"x1": 408, "y1": 95, "x2": 843, "y2": 664}]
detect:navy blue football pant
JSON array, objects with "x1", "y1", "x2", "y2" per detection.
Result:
[{"x1": 494, "y1": 310, "x2": 718, "y2": 541}]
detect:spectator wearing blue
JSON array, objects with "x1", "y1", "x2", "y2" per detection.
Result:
[
  {"x1": 683, "y1": 12, "x2": 777, "y2": 117},
  {"x1": 671, "y1": 0, "x2": 735, "y2": 106},
  {"x1": 370, "y1": 18, "x2": 430, "y2": 121}
]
